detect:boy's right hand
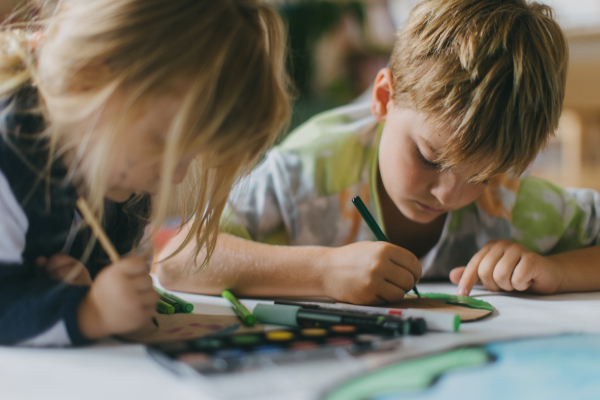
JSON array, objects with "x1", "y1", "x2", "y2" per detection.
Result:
[
  {"x1": 78, "y1": 257, "x2": 159, "y2": 339},
  {"x1": 322, "y1": 241, "x2": 421, "y2": 305}
]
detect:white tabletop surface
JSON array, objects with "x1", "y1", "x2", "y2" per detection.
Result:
[{"x1": 2, "y1": 280, "x2": 599, "y2": 400}]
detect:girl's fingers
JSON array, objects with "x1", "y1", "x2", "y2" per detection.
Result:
[
  {"x1": 130, "y1": 274, "x2": 154, "y2": 292},
  {"x1": 118, "y1": 257, "x2": 150, "y2": 276},
  {"x1": 35, "y1": 256, "x2": 48, "y2": 268},
  {"x1": 458, "y1": 244, "x2": 492, "y2": 295},
  {"x1": 45, "y1": 254, "x2": 78, "y2": 271},
  {"x1": 140, "y1": 289, "x2": 160, "y2": 307}
]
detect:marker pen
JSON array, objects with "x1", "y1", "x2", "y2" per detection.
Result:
[
  {"x1": 274, "y1": 301, "x2": 460, "y2": 332},
  {"x1": 253, "y1": 304, "x2": 426, "y2": 335}
]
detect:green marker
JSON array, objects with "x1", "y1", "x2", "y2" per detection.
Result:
[
  {"x1": 352, "y1": 196, "x2": 421, "y2": 298},
  {"x1": 156, "y1": 299, "x2": 175, "y2": 314},
  {"x1": 221, "y1": 290, "x2": 257, "y2": 326},
  {"x1": 159, "y1": 295, "x2": 181, "y2": 313},
  {"x1": 154, "y1": 287, "x2": 194, "y2": 313}
]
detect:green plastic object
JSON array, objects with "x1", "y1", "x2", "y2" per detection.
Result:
[
  {"x1": 453, "y1": 314, "x2": 461, "y2": 332},
  {"x1": 322, "y1": 348, "x2": 491, "y2": 400},
  {"x1": 156, "y1": 299, "x2": 175, "y2": 314},
  {"x1": 221, "y1": 290, "x2": 257, "y2": 326},
  {"x1": 159, "y1": 295, "x2": 181, "y2": 312},
  {"x1": 154, "y1": 287, "x2": 194, "y2": 313},
  {"x1": 421, "y1": 293, "x2": 494, "y2": 311}
]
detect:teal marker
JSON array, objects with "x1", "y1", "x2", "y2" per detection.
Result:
[
  {"x1": 222, "y1": 290, "x2": 257, "y2": 326},
  {"x1": 352, "y1": 196, "x2": 421, "y2": 298}
]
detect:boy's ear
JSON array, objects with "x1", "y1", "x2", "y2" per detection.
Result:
[{"x1": 371, "y1": 68, "x2": 394, "y2": 123}]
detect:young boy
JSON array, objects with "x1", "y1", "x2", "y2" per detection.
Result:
[{"x1": 158, "y1": 0, "x2": 600, "y2": 303}]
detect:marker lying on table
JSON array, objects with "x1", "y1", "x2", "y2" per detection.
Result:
[
  {"x1": 274, "y1": 300, "x2": 460, "y2": 332},
  {"x1": 156, "y1": 299, "x2": 175, "y2": 314},
  {"x1": 154, "y1": 286, "x2": 194, "y2": 313},
  {"x1": 253, "y1": 303, "x2": 427, "y2": 335},
  {"x1": 222, "y1": 290, "x2": 257, "y2": 326},
  {"x1": 352, "y1": 196, "x2": 420, "y2": 298}
]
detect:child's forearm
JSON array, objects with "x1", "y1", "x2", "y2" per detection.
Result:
[
  {"x1": 156, "y1": 232, "x2": 330, "y2": 297},
  {"x1": 548, "y1": 245, "x2": 600, "y2": 293}
]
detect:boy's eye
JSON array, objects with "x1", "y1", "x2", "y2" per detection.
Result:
[{"x1": 416, "y1": 147, "x2": 441, "y2": 170}]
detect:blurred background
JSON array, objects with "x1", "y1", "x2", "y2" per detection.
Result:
[
  {"x1": 2, "y1": 0, "x2": 600, "y2": 198},
  {"x1": 269, "y1": 0, "x2": 600, "y2": 193}
]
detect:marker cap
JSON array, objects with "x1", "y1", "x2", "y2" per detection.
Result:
[{"x1": 253, "y1": 304, "x2": 300, "y2": 326}]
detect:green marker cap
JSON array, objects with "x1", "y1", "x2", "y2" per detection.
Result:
[
  {"x1": 253, "y1": 304, "x2": 300, "y2": 326},
  {"x1": 453, "y1": 314, "x2": 461, "y2": 332}
]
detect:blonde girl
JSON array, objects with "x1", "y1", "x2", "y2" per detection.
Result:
[{"x1": 0, "y1": 0, "x2": 289, "y2": 345}]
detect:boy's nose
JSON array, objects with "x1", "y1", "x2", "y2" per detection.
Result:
[{"x1": 431, "y1": 170, "x2": 462, "y2": 207}]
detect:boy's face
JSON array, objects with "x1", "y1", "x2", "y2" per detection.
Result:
[{"x1": 372, "y1": 69, "x2": 490, "y2": 224}]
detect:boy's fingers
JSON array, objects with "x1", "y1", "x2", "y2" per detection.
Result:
[
  {"x1": 382, "y1": 263, "x2": 415, "y2": 293},
  {"x1": 458, "y1": 246, "x2": 490, "y2": 295},
  {"x1": 511, "y1": 260, "x2": 536, "y2": 291},
  {"x1": 476, "y1": 246, "x2": 505, "y2": 292},
  {"x1": 492, "y1": 248, "x2": 522, "y2": 292},
  {"x1": 386, "y1": 245, "x2": 422, "y2": 281},
  {"x1": 449, "y1": 267, "x2": 465, "y2": 284},
  {"x1": 377, "y1": 280, "x2": 406, "y2": 303}
]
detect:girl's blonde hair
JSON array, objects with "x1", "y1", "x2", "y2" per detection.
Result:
[{"x1": 0, "y1": 0, "x2": 290, "y2": 268}]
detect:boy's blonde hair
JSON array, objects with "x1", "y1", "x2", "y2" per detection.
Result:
[
  {"x1": 391, "y1": 0, "x2": 567, "y2": 181},
  {"x1": 0, "y1": 0, "x2": 289, "y2": 268}
]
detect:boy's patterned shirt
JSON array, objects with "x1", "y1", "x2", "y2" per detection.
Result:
[{"x1": 223, "y1": 103, "x2": 600, "y2": 278}]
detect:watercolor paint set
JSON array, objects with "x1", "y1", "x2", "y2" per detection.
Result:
[{"x1": 150, "y1": 325, "x2": 401, "y2": 374}]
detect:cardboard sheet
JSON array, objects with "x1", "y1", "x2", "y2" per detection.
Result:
[
  {"x1": 344, "y1": 293, "x2": 493, "y2": 322},
  {"x1": 118, "y1": 313, "x2": 263, "y2": 344}
]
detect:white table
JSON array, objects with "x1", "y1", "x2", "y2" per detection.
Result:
[{"x1": 2, "y1": 282, "x2": 599, "y2": 400}]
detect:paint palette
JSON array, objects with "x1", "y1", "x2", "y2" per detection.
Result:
[{"x1": 151, "y1": 325, "x2": 400, "y2": 374}]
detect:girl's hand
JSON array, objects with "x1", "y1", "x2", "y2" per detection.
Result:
[
  {"x1": 322, "y1": 241, "x2": 422, "y2": 305},
  {"x1": 78, "y1": 256, "x2": 159, "y2": 339},
  {"x1": 36, "y1": 254, "x2": 92, "y2": 286},
  {"x1": 450, "y1": 240, "x2": 563, "y2": 296}
]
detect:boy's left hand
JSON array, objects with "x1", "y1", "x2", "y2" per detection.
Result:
[
  {"x1": 36, "y1": 254, "x2": 93, "y2": 286},
  {"x1": 449, "y1": 240, "x2": 562, "y2": 296}
]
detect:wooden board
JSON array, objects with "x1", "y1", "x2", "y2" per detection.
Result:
[{"x1": 118, "y1": 313, "x2": 264, "y2": 344}]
